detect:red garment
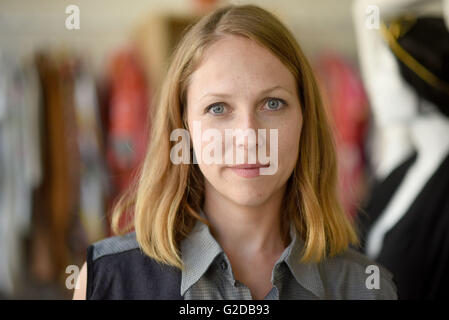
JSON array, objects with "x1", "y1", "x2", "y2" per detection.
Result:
[
  {"x1": 104, "y1": 48, "x2": 150, "y2": 234},
  {"x1": 314, "y1": 52, "x2": 369, "y2": 218}
]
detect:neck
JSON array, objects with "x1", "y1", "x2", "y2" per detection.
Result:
[
  {"x1": 374, "y1": 123, "x2": 414, "y2": 179},
  {"x1": 203, "y1": 182, "x2": 289, "y2": 260},
  {"x1": 409, "y1": 111, "x2": 449, "y2": 162}
]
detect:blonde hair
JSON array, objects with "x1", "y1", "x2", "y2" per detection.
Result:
[{"x1": 111, "y1": 4, "x2": 359, "y2": 269}]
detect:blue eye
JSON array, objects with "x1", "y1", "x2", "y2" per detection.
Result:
[
  {"x1": 265, "y1": 98, "x2": 286, "y2": 110},
  {"x1": 207, "y1": 103, "x2": 225, "y2": 115}
]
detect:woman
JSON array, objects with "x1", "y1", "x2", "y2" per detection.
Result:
[{"x1": 74, "y1": 4, "x2": 397, "y2": 300}]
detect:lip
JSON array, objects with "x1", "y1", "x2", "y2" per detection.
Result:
[
  {"x1": 227, "y1": 163, "x2": 270, "y2": 178},
  {"x1": 227, "y1": 163, "x2": 270, "y2": 169}
]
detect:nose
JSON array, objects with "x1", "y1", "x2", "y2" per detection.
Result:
[
  {"x1": 237, "y1": 108, "x2": 259, "y2": 131},
  {"x1": 233, "y1": 109, "x2": 265, "y2": 154}
]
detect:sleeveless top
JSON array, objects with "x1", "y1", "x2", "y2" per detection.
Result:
[
  {"x1": 87, "y1": 217, "x2": 398, "y2": 300},
  {"x1": 87, "y1": 232, "x2": 182, "y2": 299}
]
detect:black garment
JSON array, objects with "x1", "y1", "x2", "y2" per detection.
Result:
[
  {"x1": 358, "y1": 152, "x2": 418, "y2": 250},
  {"x1": 86, "y1": 232, "x2": 182, "y2": 300},
  {"x1": 358, "y1": 151, "x2": 449, "y2": 299}
]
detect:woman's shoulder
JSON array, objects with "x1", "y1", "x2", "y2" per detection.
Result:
[
  {"x1": 88, "y1": 231, "x2": 140, "y2": 263},
  {"x1": 318, "y1": 246, "x2": 398, "y2": 300},
  {"x1": 87, "y1": 232, "x2": 182, "y2": 299}
]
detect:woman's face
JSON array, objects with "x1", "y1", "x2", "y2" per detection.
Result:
[{"x1": 186, "y1": 35, "x2": 302, "y2": 207}]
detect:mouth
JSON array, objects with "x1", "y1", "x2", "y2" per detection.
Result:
[
  {"x1": 226, "y1": 163, "x2": 270, "y2": 178},
  {"x1": 228, "y1": 163, "x2": 270, "y2": 168}
]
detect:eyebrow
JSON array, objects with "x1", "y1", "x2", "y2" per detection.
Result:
[{"x1": 199, "y1": 85, "x2": 293, "y2": 101}]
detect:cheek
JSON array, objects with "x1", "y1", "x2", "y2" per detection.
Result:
[
  {"x1": 188, "y1": 122, "x2": 222, "y2": 183},
  {"x1": 277, "y1": 112, "x2": 302, "y2": 169}
]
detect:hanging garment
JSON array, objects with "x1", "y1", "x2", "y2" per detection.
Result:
[
  {"x1": 358, "y1": 15, "x2": 449, "y2": 299},
  {"x1": 0, "y1": 51, "x2": 42, "y2": 296},
  {"x1": 103, "y1": 48, "x2": 150, "y2": 234},
  {"x1": 31, "y1": 51, "x2": 81, "y2": 284},
  {"x1": 314, "y1": 52, "x2": 370, "y2": 218},
  {"x1": 358, "y1": 152, "x2": 417, "y2": 250},
  {"x1": 358, "y1": 151, "x2": 449, "y2": 299},
  {"x1": 72, "y1": 58, "x2": 108, "y2": 244}
]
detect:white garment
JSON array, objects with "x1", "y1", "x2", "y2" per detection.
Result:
[
  {"x1": 0, "y1": 50, "x2": 42, "y2": 296},
  {"x1": 73, "y1": 65, "x2": 107, "y2": 243},
  {"x1": 366, "y1": 112, "x2": 449, "y2": 258}
]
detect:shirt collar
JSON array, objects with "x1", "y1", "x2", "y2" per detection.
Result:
[
  {"x1": 179, "y1": 210, "x2": 325, "y2": 299},
  {"x1": 180, "y1": 210, "x2": 223, "y2": 296},
  {"x1": 284, "y1": 227, "x2": 326, "y2": 299}
]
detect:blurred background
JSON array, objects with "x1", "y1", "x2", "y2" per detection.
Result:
[{"x1": 0, "y1": 0, "x2": 448, "y2": 299}]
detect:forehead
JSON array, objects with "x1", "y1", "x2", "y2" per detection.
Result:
[{"x1": 188, "y1": 35, "x2": 296, "y2": 99}]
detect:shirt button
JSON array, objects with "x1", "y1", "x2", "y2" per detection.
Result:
[{"x1": 220, "y1": 260, "x2": 228, "y2": 271}]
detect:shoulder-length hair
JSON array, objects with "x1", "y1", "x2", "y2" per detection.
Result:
[{"x1": 111, "y1": 4, "x2": 359, "y2": 269}]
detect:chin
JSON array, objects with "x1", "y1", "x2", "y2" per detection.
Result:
[{"x1": 222, "y1": 184, "x2": 274, "y2": 207}]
